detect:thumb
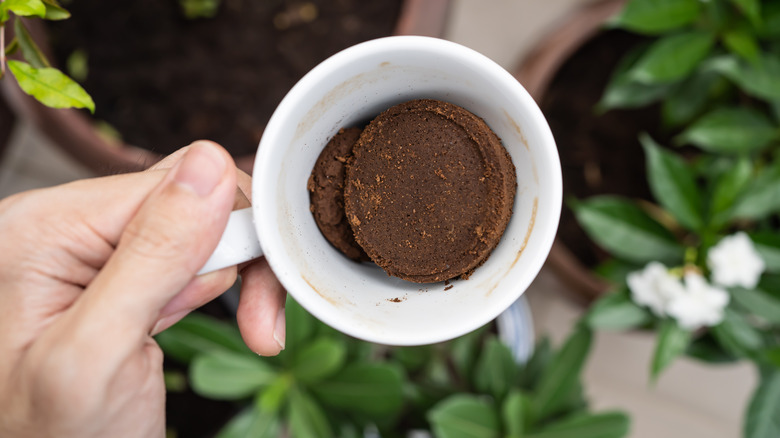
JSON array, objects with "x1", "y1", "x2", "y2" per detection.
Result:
[{"x1": 71, "y1": 141, "x2": 237, "y2": 342}]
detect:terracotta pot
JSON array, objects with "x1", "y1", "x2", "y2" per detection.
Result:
[
  {"x1": 1, "y1": 0, "x2": 451, "y2": 175},
  {"x1": 513, "y1": 0, "x2": 625, "y2": 303}
]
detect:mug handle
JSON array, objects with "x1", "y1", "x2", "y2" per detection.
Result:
[{"x1": 198, "y1": 208, "x2": 264, "y2": 274}]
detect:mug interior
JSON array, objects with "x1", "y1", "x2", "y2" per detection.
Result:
[{"x1": 254, "y1": 36, "x2": 561, "y2": 345}]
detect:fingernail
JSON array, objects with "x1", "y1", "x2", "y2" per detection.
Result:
[
  {"x1": 173, "y1": 142, "x2": 227, "y2": 196},
  {"x1": 150, "y1": 309, "x2": 190, "y2": 335},
  {"x1": 273, "y1": 307, "x2": 286, "y2": 350}
]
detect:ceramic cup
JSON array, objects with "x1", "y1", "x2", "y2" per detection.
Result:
[{"x1": 200, "y1": 36, "x2": 562, "y2": 346}]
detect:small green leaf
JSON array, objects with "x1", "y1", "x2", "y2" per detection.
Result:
[
  {"x1": 729, "y1": 165, "x2": 780, "y2": 221},
  {"x1": 289, "y1": 337, "x2": 346, "y2": 384},
  {"x1": 5, "y1": 37, "x2": 19, "y2": 56},
  {"x1": 641, "y1": 134, "x2": 703, "y2": 230},
  {"x1": 709, "y1": 157, "x2": 752, "y2": 228},
  {"x1": 14, "y1": 18, "x2": 49, "y2": 68},
  {"x1": 594, "y1": 259, "x2": 642, "y2": 285},
  {"x1": 686, "y1": 333, "x2": 739, "y2": 364},
  {"x1": 283, "y1": 296, "x2": 315, "y2": 361},
  {"x1": 534, "y1": 325, "x2": 593, "y2": 420},
  {"x1": 1, "y1": 0, "x2": 46, "y2": 17},
  {"x1": 729, "y1": 0, "x2": 761, "y2": 27},
  {"x1": 154, "y1": 313, "x2": 249, "y2": 363},
  {"x1": 451, "y1": 324, "x2": 488, "y2": 379},
  {"x1": 758, "y1": 2, "x2": 780, "y2": 39},
  {"x1": 676, "y1": 107, "x2": 776, "y2": 154},
  {"x1": 256, "y1": 375, "x2": 291, "y2": 414},
  {"x1": 744, "y1": 370, "x2": 780, "y2": 438},
  {"x1": 609, "y1": 0, "x2": 701, "y2": 35},
  {"x1": 41, "y1": 0, "x2": 69, "y2": 19},
  {"x1": 650, "y1": 319, "x2": 692, "y2": 381},
  {"x1": 722, "y1": 28, "x2": 760, "y2": 63},
  {"x1": 751, "y1": 232, "x2": 780, "y2": 272},
  {"x1": 66, "y1": 49, "x2": 88, "y2": 83},
  {"x1": 518, "y1": 337, "x2": 552, "y2": 391},
  {"x1": 711, "y1": 308, "x2": 763, "y2": 359},
  {"x1": 572, "y1": 196, "x2": 684, "y2": 265},
  {"x1": 526, "y1": 411, "x2": 630, "y2": 438},
  {"x1": 7, "y1": 60, "x2": 94, "y2": 113},
  {"x1": 393, "y1": 345, "x2": 433, "y2": 372},
  {"x1": 216, "y1": 407, "x2": 280, "y2": 438},
  {"x1": 628, "y1": 31, "x2": 714, "y2": 84},
  {"x1": 586, "y1": 289, "x2": 653, "y2": 331},
  {"x1": 730, "y1": 287, "x2": 780, "y2": 325},
  {"x1": 597, "y1": 44, "x2": 671, "y2": 111},
  {"x1": 310, "y1": 363, "x2": 404, "y2": 417},
  {"x1": 661, "y1": 71, "x2": 722, "y2": 127},
  {"x1": 708, "y1": 54, "x2": 780, "y2": 101},
  {"x1": 502, "y1": 390, "x2": 531, "y2": 437},
  {"x1": 190, "y1": 350, "x2": 277, "y2": 400},
  {"x1": 287, "y1": 387, "x2": 334, "y2": 438},
  {"x1": 427, "y1": 394, "x2": 500, "y2": 438},
  {"x1": 474, "y1": 337, "x2": 517, "y2": 400}
]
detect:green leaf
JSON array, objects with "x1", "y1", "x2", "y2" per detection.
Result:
[
  {"x1": 163, "y1": 370, "x2": 187, "y2": 393},
  {"x1": 728, "y1": 164, "x2": 780, "y2": 221},
  {"x1": 518, "y1": 337, "x2": 552, "y2": 391},
  {"x1": 179, "y1": 0, "x2": 220, "y2": 19},
  {"x1": 289, "y1": 337, "x2": 346, "y2": 384},
  {"x1": 708, "y1": 54, "x2": 780, "y2": 101},
  {"x1": 287, "y1": 387, "x2": 334, "y2": 438},
  {"x1": 7, "y1": 60, "x2": 94, "y2": 113},
  {"x1": 1, "y1": 0, "x2": 46, "y2": 18},
  {"x1": 594, "y1": 259, "x2": 641, "y2": 285},
  {"x1": 641, "y1": 134, "x2": 703, "y2": 230},
  {"x1": 764, "y1": 347, "x2": 780, "y2": 368},
  {"x1": 572, "y1": 196, "x2": 684, "y2": 265},
  {"x1": 730, "y1": 287, "x2": 780, "y2": 325},
  {"x1": 758, "y1": 2, "x2": 780, "y2": 39},
  {"x1": 5, "y1": 37, "x2": 19, "y2": 56},
  {"x1": 597, "y1": 44, "x2": 671, "y2": 112},
  {"x1": 451, "y1": 324, "x2": 488, "y2": 380},
  {"x1": 609, "y1": 0, "x2": 701, "y2": 35},
  {"x1": 393, "y1": 345, "x2": 433, "y2": 373},
  {"x1": 216, "y1": 407, "x2": 280, "y2": 438},
  {"x1": 709, "y1": 157, "x2": 752, "y2": 227},
  {"x1": 650, "y1": 319, "x2": 692, "y2": 381},
  {"x1": 283, "y1": 296, "x2": 315, "y2": 361},
  {"x1": 65, "y1": 49, "x2": 88, "y2": 83},
  {"x1": 628, "y1": 31, "x2": 715, "y2": 84},
  {"x1": 502, "y1": 390, "x2": 531, "y2": 437},
  {"x1": 729, "y1": 0, "x2": 761, "y2": 27},
  {"x1": 586, "y1": 289, "x2": 653, "y2": 331},
  {"x1": 661, "y1": 71, "x2": 721, "y2": 127},
  {"x1": 534, "y1": 325, "x2": 593, "y2": 420},
  {"x1": 722, "y1": 28, "x2": 760, "y2": 63},
  {"x1": 154, "y1": 313, "x2": 249, "y2": 363},
  {"x1": 41, "y1": 0, "x2": 70, "y2": 20},
  {"x1": 677, "y1": 107, "x2": 776, "y2": 153},
  {"x1": 427, "y1": 394, "x2": 500, "y2": 438},
  {"x1": 751, "y1": 232, "x2": 780, "y2": 273},
  {"x1": 474, "y1": 336, "x2": 518, "y2": 400},
  {"x1": 526, "y1": 411, "x2": 630, "y2": 438},
  {"x1": 711, "y1": 308, "x2": 764, "y2": 358},
  {"x1": 256, "y1": 374, "x2": 291, "y2": 414},
  {"x1": 744, "y1": 370, "x2": 780, "y2": 438},
  {"x1": 14, "y1": 18, "x2": 49, "y2": 69},
  {"x1": 190, "y1": 350, "x2": 277, "y2": 400},
  {"x1": 686, "y1": 333, "x2": 739, "y2": 364},
  {"x1": 310, "y1": 363, "x2": 404, "y2": 417}
]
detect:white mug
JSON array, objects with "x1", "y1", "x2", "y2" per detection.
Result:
[{"x1": 200, "y1": 36, "x2": 562, "y2": 346}]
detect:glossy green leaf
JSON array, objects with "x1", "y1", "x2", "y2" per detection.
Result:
[
  {"x1": 609, "y1": 0, "x2": 701, "y2": 34},
  {"x1": 723, "y1": 28, "x2": 760, "y2": 63},
  {"x1": 628, "y1": 31, "x2": 714, "y2": 84},
  {"x1": 287, "y1": 387, "x2": 333, "y2": 438},
  {"x1": 502, "y1": 390, "x2": 531, "y2": 437},
  {"x1": 729, "y1": 165, "x2": 780, "y2": 221},
  {"x1": 428, "y1": 394, "x2": 500, "y2": 438},
  {"x1": 751, "y1": 232, "x2": 780, "y2": 272},
  {"x1": 730, "y1": 287, "x2": 780, "y2": 324},
  {"x1": 651, "y1": 319, "x2": 692, "y2": 381},
  {"x1": 7, "y1": 60, "x2": 94, "y2": 112},
  {"x1": 744, "y1": 370, "x2": 780, "y2": 438},
  {"x1": 5, "y1": 37, "x2": 19, "y2": 56},
  {"x1": 535, "y1": 325, "x2": 593, "y2": 419},
  {"x1": 216, "y1": 407, "x2": 280, "y2": 438},
  {"x1": 256, "y1": 375, "x2": 291, "y2": 414},
  {"x1": 526, "y1": 412, "x2": 630, "y2": 438},
  {"x1": 661, "y1": 70, "x2": 721, "y2": 127},
  {"x1": 642, "y1": 134, "x2": 703, "y2": 230},
  {"x1": 677, "y1": 107, "x2": 776, "y2": 153},
  {"x1": 586, "y1": 290, "x2": 653, "y2": 331},
  {"x1": 190, "y1": 350, "x2": 277, "y2": 400},
  {"x1": 711, "y1": 308, "x2": 764, "y2": 358},
  {"x1": 597, "y1": 44, "x2": 671, "y2": 111},
  {"x1": 154, "y1": 313, "x2": 249, "y2": 363},
  {"x1": 14, "y1": 18, "x2": 49, "y2": 68},
  {"x1": 474, "y1": 336, "x2": 517, "y2": 400},
  {"x1": 709, "y1": 157, "x2": 752, "y2": 227},
  {"x1": 41, "y1": 0, "x2": 69, "y2": 19},
  {"x1": 708, "y1": 54, "x2": 780, "y2": 101},
  {"x1": 729, "y1": 0, "x2": 761, "y2": 27},
  {"x1": 518, "y1": 337, "x2": 552, "y2": 391},
  {"x1": 572, "y1": 196, "x2": 684, "y2": 265},
  {"x1": 289, "y1": 337, "x2": 346, "y2": 384},
  {"x1": 1, "y1": 0, "x2": 45, "y2": 18},
  {"x1": 310, "y1": 363, "x2": 404, "y2": 417}
]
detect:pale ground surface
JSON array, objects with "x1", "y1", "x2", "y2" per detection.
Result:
[{"x1": 0, "y1": 1, "x2": 755, "y2": 437}]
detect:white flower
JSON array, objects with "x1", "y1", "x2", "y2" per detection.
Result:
[
  {"x1": 707, "y1": 232, "x2": 766, "y2": 289},
  {"x1": 666, "y1": 272, "x2": 730, "y2": 330},
  {"x1": 627, "y1": 262, "x2": 686, "y2": 317}
]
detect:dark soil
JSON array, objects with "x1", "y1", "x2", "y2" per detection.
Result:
[
  {"x1": 48, "y1": 0, "x2": 403, "y2": 158},
  {"x1": 539, "y1": 30, "x2": 671, "y2": 268}
]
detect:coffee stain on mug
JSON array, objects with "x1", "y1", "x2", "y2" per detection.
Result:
[{"x1": 485, "y1": 196, "x2": 538, "y2": 297}]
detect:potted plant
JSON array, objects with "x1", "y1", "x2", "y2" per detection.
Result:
[{"x1": 517, "y1": 0, "x2": 780, "y2": 436}]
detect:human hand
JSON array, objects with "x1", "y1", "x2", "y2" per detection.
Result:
[{"x1": 0, "y1": 141, "x2": 286, "y2": 437}]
